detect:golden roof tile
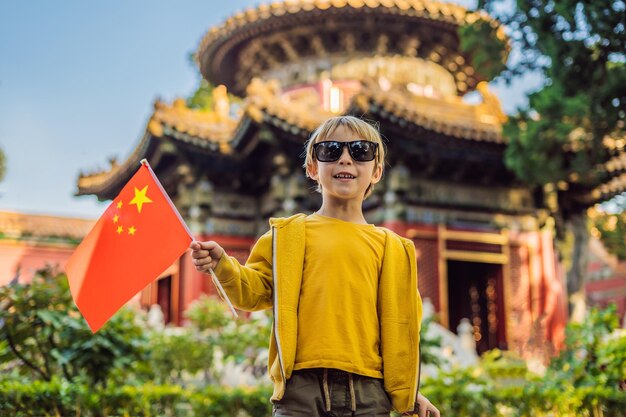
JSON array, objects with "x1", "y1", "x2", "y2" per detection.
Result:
[
  {"x1": 244, "y1": 77, "x2": 506, "y2": 142},
  {"x1": 149, "y1": 97, "x2": 238, "y2": 144},
  {"x1": 245, "y1": 77, "x2": 331, "y2": 130},
  {"x1": 0, "y1": 211, "x2": 95, "y2": 241},
  {"x1": 354, "y1": 80, "x2": 504, "y2": 142}
]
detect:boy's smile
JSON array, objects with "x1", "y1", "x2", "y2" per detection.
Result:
[{"x1": 333, "y1": 171, "x2": 356, "y2": 181}]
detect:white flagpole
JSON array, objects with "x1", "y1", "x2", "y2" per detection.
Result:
[
  {"x1": 140, "y1": 159, "x2": 238, "y2": 319},
  {"x1": 208, "y1": 268, "x2": 239, "y2": 319}
]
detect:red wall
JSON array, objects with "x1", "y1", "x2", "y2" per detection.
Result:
[{"x1": 0, "y1": 241, "x2": 76, "y2": 286}]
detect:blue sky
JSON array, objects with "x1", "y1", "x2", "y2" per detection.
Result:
[{"x1": 0, "y1": 0, "x2": 542, "y2": 219}]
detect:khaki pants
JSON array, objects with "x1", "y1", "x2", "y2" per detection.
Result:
[{"x1": 272, "y1": 368, "x2": 392, "y2": 417}]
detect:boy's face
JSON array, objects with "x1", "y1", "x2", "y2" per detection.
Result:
[{"x1": 308, "y1": 125, "x2": 383, "y2": 203}]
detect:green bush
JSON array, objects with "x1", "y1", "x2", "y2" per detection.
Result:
[
  {"x1": 148, "y1": 330, "x2": 215, "y2": 386},
  {"x1": 187, "y1": 294, "x2": 271, "y2": 363},
  {"x1": 191, "y1": 386, "x2": 272, "y2": 417},
  {"x1": 420, "y1": 305, "x2": 626, "y2": 417},
  {"x1": 420, "y1": 368, "x2": 498, "y2": 417},
  {"x1": 420, "y1": 367, "x2": 625, "y2": 417},
  {"x1": 0, "y1": 378, "x2": 272, "y2": 417},
  {"x1": 518, "y1": 305, "x2": 626, "y2": 417}
]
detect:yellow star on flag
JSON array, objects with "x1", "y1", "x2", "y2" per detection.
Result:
[
  {"x1": 113, "y1": 214, "x2": 119, "y2": 224},
  {"x1": 116, "y1": 226, "x2": 123, "y2": 234},
  {"x1": 128, "y1": 226, "x2": 136, "y2": 235},
  {"x1": 129, "y1": 185, "x2": 153, "y2": 213},
  {"x1": 117, "y1": 201, "x2": 123, "y2": 209}
]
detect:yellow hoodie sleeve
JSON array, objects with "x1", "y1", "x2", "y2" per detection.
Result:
[
  {"x1": 378, "y1": 232, "x2": 422, "y2": 413},
  {"x1": 212, "y1": 230, "x2": 274, "y2": 311}
]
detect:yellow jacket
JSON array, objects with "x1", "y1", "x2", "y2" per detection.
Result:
[{"x1": 213, "y1": 213, "x2": 422, "y2": 413}]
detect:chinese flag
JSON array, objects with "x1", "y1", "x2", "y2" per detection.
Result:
[{"x1": 66, "y1": 162, "x2": 192, "y2": 332}]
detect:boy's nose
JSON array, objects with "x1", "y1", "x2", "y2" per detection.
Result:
[{"x1": 338, "y1": 145, "x2": 352, "y2": 164}]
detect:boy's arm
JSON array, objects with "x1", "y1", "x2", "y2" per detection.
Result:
[{"x1": 191, "y1": 231, "x2": 273, "y2": 311}]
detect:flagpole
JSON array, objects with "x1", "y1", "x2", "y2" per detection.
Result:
[{"x1": 140, "y1": 159, "x2": 238, "y2": 319}]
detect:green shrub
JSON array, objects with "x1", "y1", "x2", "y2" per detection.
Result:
[
  {"x1": 420, "y1": 368, "x2": 498, "y2": 417},
  {"x1": 148, "y1": 330, "x2": 215, "y2": 386},
  {"x1": 190, "y1": 385, "x2": 272, "y2": 417},
  {"x1": 420, "y1": 305, "x2": 626, "y2": 417},
  {"x1": 519, "y1": 305, "x2": 626, "y2": 417},
  {"x1": 0, "y1": 379, "x2": 272, "y2": 417}
]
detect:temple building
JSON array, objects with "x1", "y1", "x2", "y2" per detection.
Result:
[
  {"x1": 0, "y1": 211, "x2": 94, "y2": 286},
  {"x1": 74, "y1": 0, "x2": 624, "y2": 355}
]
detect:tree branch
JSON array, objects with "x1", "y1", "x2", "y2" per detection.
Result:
[
  {"x1": 32, "y1": 333, "x2": 53, "y2": 380},
  {"x1": 5, "y1": 329, "x2": 50, "y2": 381},
  {"x1": 47, "y1": 332, "x2": 73, "y2": 381}
]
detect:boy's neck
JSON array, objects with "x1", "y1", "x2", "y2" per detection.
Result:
[{"x1": 315, "y1": 202, "x2": 368, "y2": 224}]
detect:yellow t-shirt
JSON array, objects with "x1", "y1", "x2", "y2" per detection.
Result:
[{"x1": 293, "y1": 213, "x2": 386, "y2": 378}]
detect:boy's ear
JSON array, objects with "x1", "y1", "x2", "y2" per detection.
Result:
[
  {"x1": 307, "y1": 162, "x2": 319, "y2": 181},
  {"x1": 370, "y1": 163, "x2": 383, "y2": 185}
]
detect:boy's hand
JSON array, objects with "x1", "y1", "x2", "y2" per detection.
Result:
[
  {"x1": 403, "y1": 392, "x2": 440, "y2": 417},
  {"x1": 190, "y1": 241, "x2": 225, "y2": 273}
]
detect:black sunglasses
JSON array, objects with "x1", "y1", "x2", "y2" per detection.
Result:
[{"x1": 313, "y1": 140, "x2": 378, "y2": 162}]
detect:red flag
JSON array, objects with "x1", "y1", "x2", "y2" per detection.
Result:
[{"x1": 66, "y1": 161, "x2": 192, "y2": 332}]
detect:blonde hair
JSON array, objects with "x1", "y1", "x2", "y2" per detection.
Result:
[{"x1": 303, "y1": 116, "x2": 386, "y2": 199}]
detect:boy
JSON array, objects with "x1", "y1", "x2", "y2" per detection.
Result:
[{"x1": 191, "y1": 116, "x2": 440, "y2": 417}]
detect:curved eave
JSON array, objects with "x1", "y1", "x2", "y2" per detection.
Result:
[
  {"x1": 76, "y1": 130, "x2": 155, "y2": 200},
  {"x1": 245, "y1": 78, "x2": 506, "y2": 143},
  {"x1": 349, "y1": 84, "x2": 504, "y2": 143},
  {"x1": 76, "y1": 108, "x2": 249, "y2": 200},
  {"x1": 249, "y1": 106, "x2": 314, "y2": 139}
]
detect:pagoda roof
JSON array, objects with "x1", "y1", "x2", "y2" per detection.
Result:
[
  {"x1": 0, "y1": 211, "x2": 94, "y2": 243},
  {"x1": 197, "y1": 0, "x2": 507, "y2": 96},
  {"x1": 76, "y1": 78, "x2": 507, "y2": 198}
]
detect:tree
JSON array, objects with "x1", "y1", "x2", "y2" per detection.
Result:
[
  {"x1": 461, "y1": 0, "x2": 626, "y2": 319},
  {"x1": 186, "y1": 50, "x2": 241, "y2": 113}
]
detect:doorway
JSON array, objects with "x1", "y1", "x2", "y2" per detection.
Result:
[
  {"x1": 447, "y1": 260, "x2": 506, "y2": 354},
  {"x1": 157, "y1": 276, "x2": 172, "y2": 324}
]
